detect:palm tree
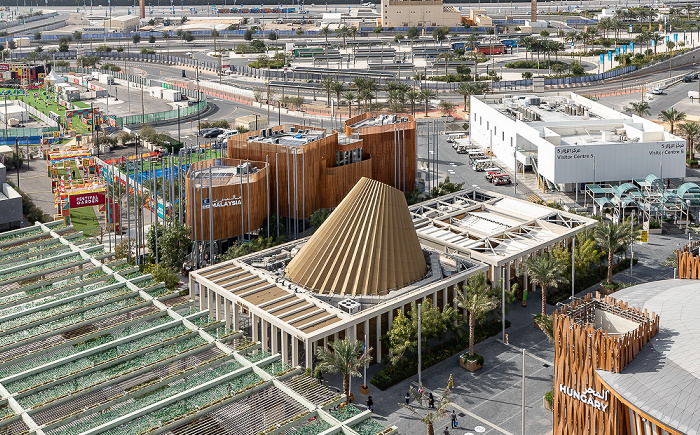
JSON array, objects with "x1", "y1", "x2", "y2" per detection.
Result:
[
  {"x1": 406, "y1": 89, "x2": 420, "y2": 116},
  {"x1": 320, "y1": 77, "x2": 335, "y2": 107},
  {"x1": 678, "y1": 122, "x2": 700, "y2": 159},
  {"x1": 454, "y1": 271, "x2": 498, "y2": 359},
  {"x1": 658, "y1": 108, "x2": 686, "y2": 134},
  {"x1": 331, "y1": 81, "x2": 345, "y2": 107},
  {"x1": 335, "y1": 25, "x2": 350, "y2": 49},
  {"x1": 629, "y1": 101, "x2": 651, "y2": 117},
  {"x1": 593, "y1": 221, "x2": 632, "y2": 286},
  {"x1": 343, "y1": 91, "x2": 355, "y2": 116},
  {"x1": 318, "y1": 26, "x2": 332, "y2": 53},
  {"x1": 400, "y1": 385, "x2": 451, "y2": 435},
  {"x1": 419, "y1": 88, "x2": 436, "y2": 116},
  {"x1": 522, "y1": 253, "x2": 566, "y2": 316},
  {"x1": 456, "y1": 82, "x2": 487, "y2": 113},
  {"x1": 316, "y1": 337, "x2": 372, "y2": 404}
]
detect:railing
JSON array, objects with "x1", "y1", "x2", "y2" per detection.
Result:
[{"x1": 54, "y1": 66, "x2": 208, "y2": 126}]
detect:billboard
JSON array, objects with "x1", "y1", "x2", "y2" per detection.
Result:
[{"x1": 69, "y1": 192, "x2": 106, "y2": 208}]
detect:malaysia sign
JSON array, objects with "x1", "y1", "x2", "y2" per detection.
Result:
[
  {"x1": 202, "y1": 195, "x2": 242, "y2": 209},
  {"x1": 559, "y1": 384, "x2": 609, "y2": 412},
  {"x1": 69, "y1": 192, "x2": 106, "y2": 208}
]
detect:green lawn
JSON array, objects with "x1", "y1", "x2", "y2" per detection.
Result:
[
  {"x1": 70, "y1": 205, "x2": 100, "y2": 236},
  {"x1": 1, "y1": 88, "x2": 91, "y2": 134},
  {"x1": 140, "y1": 150, "x2": 225, "y2": 171},
  {"x1": 72, "y1": 101, "x2": 90, "y2": 109}
]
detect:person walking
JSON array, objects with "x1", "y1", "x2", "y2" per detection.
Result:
[
  {"x1": 451, "y1": 410, "x2": 457, "y2": 428},
  {"x1": 366, "y1": 395, "x2": 373, "y2": 412},
  {"x1": 405, "y1": 392, "x2": 411, "y2": 405},
  {"x1": 428, "y1": 392, "x2": 435, "y2": 408},
  {"x1": 443, "y1": 427, "x2": 450, "y2": 435}
]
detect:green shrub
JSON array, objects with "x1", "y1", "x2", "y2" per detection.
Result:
[
  {"x1": 649, "y1": 219, "x2": 661, "y2": 229},
  {"x1": 544, "y1": 390, "x2": 553, "y2": 407},
  {"x1": 687, "y1": 159, "x2": 698, "y2": 166},
  {"x1": 460, "y1": 352, "x2": 484, "y2": 365},
  {"x1": 370, "y1": 318, "x2": 507, "y2": 390},
  {"x1": 504, "y1": 60, "x2": 568, "y2": 69}
]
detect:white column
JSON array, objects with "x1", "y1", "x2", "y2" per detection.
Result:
[
  {"x1": 388, "y1": 308, "x2": 394, "y2": 330},
  {"x1": 252, "y1": 314, "x2": 259, "y2": 342},
  {"x1": 323, "y1": 336, "x2": 328, "y2": 349},
  {"x1": 281, "y1": 331, "x2": 289, "y2": 365},
  {"x1": 363, "y1": 319, "x2": 369, "y2": 345},
  {"x1": 215, "y1": 294, "x2": 222, "y2": 321},
  {"x1": 506, "y1": 261, "x2": 511, "y2": 289},
  {"x1": 376, "y1": 314, "x2": 382, "y2": 363},
  {"x1": 233, "y1": 303, "x2": 240, "y2": 331},
  {"x1": 334, "y1": 332, "x2": 339, "y2": 341},
  {"x1": 207, "y1": 289, "x2": 214, "y2": 315},
  {"x1": 442, "y1": 287, "x2": 447, "y2": 308},
  {"x1": 348, "y1": 325, "x2": 357, "y2": 343},
  {"x1": 292, "y1": 337, "x2": 299, "y2": 366},
  {"x1": 224, "y1": 300, "x2": 232, "y2": 329},
  {"x1": 305, "y1": 339, "x2": 313, "y2": 369},
  {"x1": 271, "y1": 325, "x2": 279, "y2": 354},
  {"x1": 261, "y1": 319, "x2": 270, "y2": 352},
  {"x1": 199, "y1": 285, "x2": 207, "y2": 311},
  {"x1": 432, "y1": 292, "x2": 437, "y2": 306},
  {"x1": 453, "y1": 285, "x2": 458, "y2": 311},
  {"x1": 492, "y1": 265, "x2": 501, "y2": 287}
]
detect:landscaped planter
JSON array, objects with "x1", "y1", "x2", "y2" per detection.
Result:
[
  {"x1": 648, "y1": 228, "x2": 662, "y2": 234},
  {"x1": 459, "y1": 353, "x2": 483, "y2": 372},
  {"x1": 599, "y1": 283, "x2": 620, "y2": 295},
  {"x1": 543, "y1": 395, "x2": 553, "y2": 411}
]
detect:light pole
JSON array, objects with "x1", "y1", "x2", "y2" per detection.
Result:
[
  {"x1": 417, "y1": 303, "x2": 422, "y2": 386},
  {"x1": 631, "y1": 209, "x2": 635, "y2": 277}
]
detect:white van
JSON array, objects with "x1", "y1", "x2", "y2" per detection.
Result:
[{"x1": 216, "y1": 130, "x2": 239, "y2": 142}]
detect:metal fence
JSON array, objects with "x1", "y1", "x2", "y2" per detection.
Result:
[
  {"x1": 54, "y1": 66, "x2": 207, "y2": 126},
  {"x1": 490, "y1": 65, "x2": 637, "y2": 90}
]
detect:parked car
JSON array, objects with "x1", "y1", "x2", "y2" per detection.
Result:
[
  {"x1": 682, "y1": 75, "x2": 694, "y2": 83},
  {"x1": 199, "y1": 128, "x2": 217, "y2": 136},
  {"x1": 650, "y1": 88, "x2": 664, "y2": 95},
  {"x1": 203, "y1": 129, "x2": 224, "y2": 138}
]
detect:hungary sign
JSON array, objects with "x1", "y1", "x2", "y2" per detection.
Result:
[{"x1": 69, "y1": 192, "x2": 106, "y2": 208}]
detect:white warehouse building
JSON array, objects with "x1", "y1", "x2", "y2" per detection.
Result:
[{"x1": 469, "y1": 93, "x2": 686, "y2": 193}]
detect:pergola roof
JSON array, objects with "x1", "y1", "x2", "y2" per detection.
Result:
[{"x1": 410, "y1": 189, "x2": 597, "y2": 266}]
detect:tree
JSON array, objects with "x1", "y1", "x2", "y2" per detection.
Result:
[
  {"x1": 629, "y1": 101, "x2": 651, "y2": 117},
  {"x1": 58, "y1": 37, "x2": 70, "y2": 52},
  {"x1": 114, "y1": 238, "x2": 136, "y2": 263},
  {"x1": 132, "y1": 34, "x2": 141, "y2": 44},
  {"x1": 523, "y1": 253, "x2": 566, "y2": 316},
  {"x1": 310, "y1": 209, "x2": 331, "y2": 229},
  {"x1": 316, "y1": 338, "x2": 372, "y2": 404},
  {"x1": 594, "y1": 221, "x2": 632, "y2": 286},
  {"x1": 220, "y1": 237, "x2": 286, "y2": 261},
  {"x1": 144, "y1": 263, "x2": 179, "y2": 290},
  {"x1": 400, "y1": 385, "x2": 451, "y2": 435},
  {"x1": 180, "y1": 16, "x2": 188, "y2": 24},
  {"x1": 268, "y1": 31, "x2": 278, "y2": 41},
  {"x1": 34, "y1": 32, "x2": 41, "y2": 41},
  {"x1": 336, "y1": 25, "x2": 350, "y2": 48},
  {"x1": 419, "y1": 88, "x2": 436, "y2": 116},
  {"x1": 456, "y1": 82, "x2": 487, "y2": 113},
  {"x1": 331, "y1": 81, "x2": 345, "y2": 106},
  {"x1": 244, "y1": 28, "x2": 255, "y2": 41},
  {"x1": 7, "y1": 40, "x2": 16, "y2": 50},
  {"x1": 539, "y1": 29, "x2": 550, "y2": 38},
  {"x1": 73, "y1": 31, "x2": 82, "y2": 40},
  {"x1": 658, "y1": 108, "x2": 686, "y2": 134},
  {"x1": 318, "y1": 26, "x2": 332, "y2": 53},
  {"x1": 432, "y1": 26, "x2": 449, "y2": 43},
  {"x1": 570, "y1": 61, "x2": 585, "y2": 76},
  {"x1": 406, "y1": 89, "x2": 420, "y2": 116},
  {"x1": 438, "y1": 100, "x2": 456, "y2": 117},
  {"x1": 320, "y1": 77, "x2": 335, "y2": 107},
  {"x1": 407, "y1": 26, "x2": 420, "y2": 39},
  {"x1": 430, "y1": 177, "x2": 464, "y2": 198},
  {"x1": 145, "y1": 222, "x2": 192, "y2": 269},
  {"x1": 343, "y1": 91, "x2": 355, "y2": 116},
  {"x1": 679, "y1": 122, "x2": 700, "y2": 159},
  {"x1": 454, "y1": 271, "x2": 498, "y2": 359},
  {"x1": 148, "y1": 35, "x2": 156, "y2": 43}
]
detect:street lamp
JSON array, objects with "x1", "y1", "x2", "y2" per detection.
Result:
[
  {"x1": 687, "y1": 199, "x2": 692, "y2": 234},
  {"x1": 630, "y1": 209, "x2": 635, "y2": 277}
]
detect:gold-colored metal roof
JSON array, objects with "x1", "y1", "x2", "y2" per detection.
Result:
[{"x1": 285, "y1": 177, "x2": 427, "y2": 297}]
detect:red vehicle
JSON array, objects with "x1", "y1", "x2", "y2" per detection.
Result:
[
  {"x1": 485, "y1": 169, "x2": 501, "y2": 182},
  {"x1": 475, "y1": 42, "x2": 507, "y2": 55},
  {"x1": 492, "y1": 173, "x2": 512, "y2": 185}
]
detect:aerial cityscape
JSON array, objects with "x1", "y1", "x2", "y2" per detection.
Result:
[{"x1": 0, "y1": 0, "x2": 698, "y2": 434}]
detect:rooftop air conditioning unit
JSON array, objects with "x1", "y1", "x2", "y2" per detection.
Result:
[
  {"x1": 290, "y1": 126, "x2": 296, "y2": 132},
  {"x1": 338, "y1": 299, "x2": 361, "y2": 315},
  {"x1": 261, "y1": 130, "x2": 266, "y2": 137}
]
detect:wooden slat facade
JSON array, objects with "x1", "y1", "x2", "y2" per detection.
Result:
[
  {"x1": 677, "y1": 241, "x2": 700, "y2": 279},
  {"x1": 344, "y1": 112, "x2": 417, "y2": 192},
  {"x1": 185, "y1": 159, "x2": 268, "y2": 241},
  {"x1": 553, "y1": 293, "x2": 660, "y2": 435}
]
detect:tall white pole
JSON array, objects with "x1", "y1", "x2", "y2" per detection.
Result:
[
  {"x1": 521, "y1": 348, "x2": 526, "y2": 435},
  {"x1": 571, "y1": 236, "x2": 575, "y2": 299},
  {"x1": 502, "y1": 271, "x2": 506, "y2": 342},
  {"x1": 363, "y1": 334, "x2": 367, "y2": 388},
  {"x1": 417, "y1": 303, "x2": 422, "y2": 386}
]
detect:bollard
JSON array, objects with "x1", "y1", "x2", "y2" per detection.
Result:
[
  {"x1": 505, "y1": 334, "x2": 509, "y2": 345},
  {"x1": 674, "y1": 267, "x2": 677, "y2": 280}
]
